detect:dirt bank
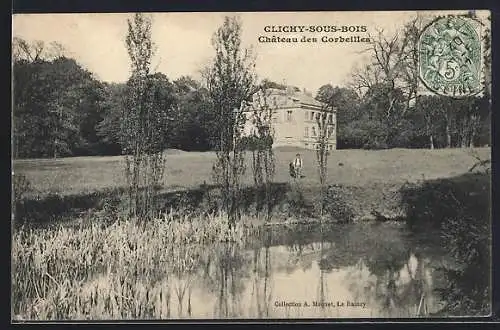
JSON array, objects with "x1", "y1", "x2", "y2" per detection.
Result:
[{"x1": 14, "y1": 170, "x2": 489, "y2": 229}]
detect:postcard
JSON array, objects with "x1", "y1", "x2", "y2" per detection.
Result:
[{"x1": 12, "y1": 10, "x2": 492, "y2": 320}]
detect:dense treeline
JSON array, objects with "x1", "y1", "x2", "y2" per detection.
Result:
[
  {"x1": 13, "y1": 56, "x2": 106, "y2": 158},
  {"x1": 316, "y1": 14, "x2": 491, "y2": 150},
  {"x1": 316, "y1": 84, "x2": 491, "y2": 150},
  {"x1": 12, "y1": 39, "x2": 220, "y2": 158},
  {"x1": 13, "y1": 18, "x2": 491, "y2": 159},
  {"x1": 11, "y1": 40, "x2": 302, "y2": 159}
]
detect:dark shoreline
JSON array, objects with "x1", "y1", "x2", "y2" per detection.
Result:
[{"x1": 13, "y1": 171, "x2": 489, "y2": 230}]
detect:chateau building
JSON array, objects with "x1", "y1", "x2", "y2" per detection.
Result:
[{"x1": 243, "y1": 87, "x2": 337, "y2": 150}]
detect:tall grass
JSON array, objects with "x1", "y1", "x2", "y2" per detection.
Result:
[{"x1": 12, "y1": 212, "x2": 254, "y2": 320}]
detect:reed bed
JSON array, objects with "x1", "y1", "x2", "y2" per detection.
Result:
[{"x1": 12, "y1": 212, "x2": 254, "y2": 320}]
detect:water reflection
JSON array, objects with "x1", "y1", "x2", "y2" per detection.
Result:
[
  {"x1": 161, "y1": 223, "x2": 448, "y2": 318},
  {"x1": 250, "y1": 232, "x2": 273, "y2": 317},
  {"x1": 198, "y1": 243, "x2": 250, "y2": 318}
]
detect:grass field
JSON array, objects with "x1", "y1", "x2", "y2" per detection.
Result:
[{"x1": 13, "y1": 147, "x2": 491, "y2": 197}]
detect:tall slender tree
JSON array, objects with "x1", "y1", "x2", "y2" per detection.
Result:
[
  {"x1": 314, "y1": 103, "x2": 336, "y2": 217},
  {"x1": 249, "y1": 87, "x2": 275, "y2": 221},
  {"x1": 205, "y1": 16, "x2": 256, "y2": 225},
  {"x1": 121, "y1": 13, "x2": 172, "y2": 221}
]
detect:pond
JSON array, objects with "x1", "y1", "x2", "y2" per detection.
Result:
[{"x1": 125, "y1": 222, "x2": 453, "y2": 319}]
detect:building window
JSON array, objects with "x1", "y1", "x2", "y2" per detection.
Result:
[
  {"x1": 328, "y1": 114, "x2": 333, "y2": 123},
  {"x1": 286, "y1": 110, "x2": 293, "y2": 122},
  {"x1": 310, "y1": 112, "x2": 314, "y2": 120},
  {"x1": 328, "y1": 126, "x2": 334, "y2": 137},
  {"x1": 304, "y1": 127, "x2": 309, "y2": 137},
  {"x1": 329, "y1": 145, "x2": 333, "y2": 151},
  {"x1": 305, "y1": 143, "x2": 309, "y2": 147},
  {"x1": 312, "y1": 126, "x2": 317, "y2": 137}
]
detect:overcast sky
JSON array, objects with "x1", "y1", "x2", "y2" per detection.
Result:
[{"x1": 12, "y1": 10, "x2": 489, "y2": 94}]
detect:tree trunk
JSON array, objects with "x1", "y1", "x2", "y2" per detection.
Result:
[
  {"x1": 460, "y1": 119, "x2": 468, "y2": 148},
  {"x1": 425, "y1": 116, "x2": 434, "y2": 150},
  {"x1": 53, "y1": 135, "x2": 58, "y2": 159},
  {"x1": 445, "y1": 122, "x2": 451, "y2": 148},
  {"x1": 469, "y1": 114, "x2": 478, "y2": 148},
  {"x1": 469, "y1": 136, "x2": 475, "y2": 148}
]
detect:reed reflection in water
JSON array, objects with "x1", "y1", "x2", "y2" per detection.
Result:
[{"x1": 156, "y1": 223, "x2": 449, "y2": 318}]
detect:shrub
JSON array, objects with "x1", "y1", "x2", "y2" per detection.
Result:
[
  {"x1": 240, "y1": 135, "x2": 273, "y2": 151},
  {"x1": 284, "y1": 184, "x2": 312, "y2": 218},
  {"x1": 401, "y1": 173, "x2": 490, "y2": 230},
  {"x1": 13, "y1": 173, "x2": 32, "y2": 203},
  {"x1": 362, "y1": 140, "x2": 388, "y2": 150},
  {"x1": 321, "y1": 185, "x2": 355, "y2": 223}
]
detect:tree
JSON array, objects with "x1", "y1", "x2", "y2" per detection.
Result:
[
  {"x1": 247, "y1": 87, "x2": 275, "y2": 221},
  {"x1": 48, "y1": 58, "x2": 107, "y2": 158},
  {"x1": 311, "y1": 93, "x2": 336, "y2": 216},
  {"x1": 69, "y1": 79, "x2": 107, "y2": 156},
  {"x1": 146, "y1": 72, "x2": 177, "y2": 150},
  {"x1": 13, "y1": 59, "x2": 52, "y2": 158},
  {"x1": 347, "y1": 16, "x2": 424, "y2": 149},
  {"x1": 205, "y1": 16, "x2": 256, "y2": 225},
  {"x1": 120, "y1": 13, "x2": 174, "y2": 220},
  {"x1": 454, "y1": 96, "x2": 490, "y2": 148},
  {"x1": 413, "y1": 96, "x2": 447, "y2": 149},
  {"x1": 260, "y1": 79, "x2": 290, "y2": 91},
  {"x1": 172, "y1": 76, "x2": 216, "y2": 151},
  {"x1": 344, "y1": 14, "x2": 492, "y2": 150},
  {"x1": 13, "y1": 37, "x2": 65, "y2": 63},
  {"x1": 316, "y1": 85, "x2": 361, "y2": 149},
  {"x1": 96, "y1": 82, "x2": 128, "y2": 155},
  {"x1": 13, "y1": 48, "x2": 106, "y2": 158}
]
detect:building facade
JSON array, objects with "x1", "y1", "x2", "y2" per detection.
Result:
[{"x1": 243, "y1": 87, "x2": 337, "y2": 150}]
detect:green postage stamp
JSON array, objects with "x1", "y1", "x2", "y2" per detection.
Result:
[{"x1": 418, "y1": 15, "x2": 483, "y2": 98}]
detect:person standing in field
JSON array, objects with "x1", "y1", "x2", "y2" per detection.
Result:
[{"x1": 293, "y1": 153, "x2": 303, "y2": 178}]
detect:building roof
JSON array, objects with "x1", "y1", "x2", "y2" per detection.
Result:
[
  {"x1": 248, "y1": 87, "x2": 327, "y2": 110},
  {"x1": 289, "y1": 91, "x2": 325, "y2": 108}
]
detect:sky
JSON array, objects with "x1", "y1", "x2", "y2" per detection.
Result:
[{"x1": 12, "y1": 10, "x2": 490, "y2": 94}]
